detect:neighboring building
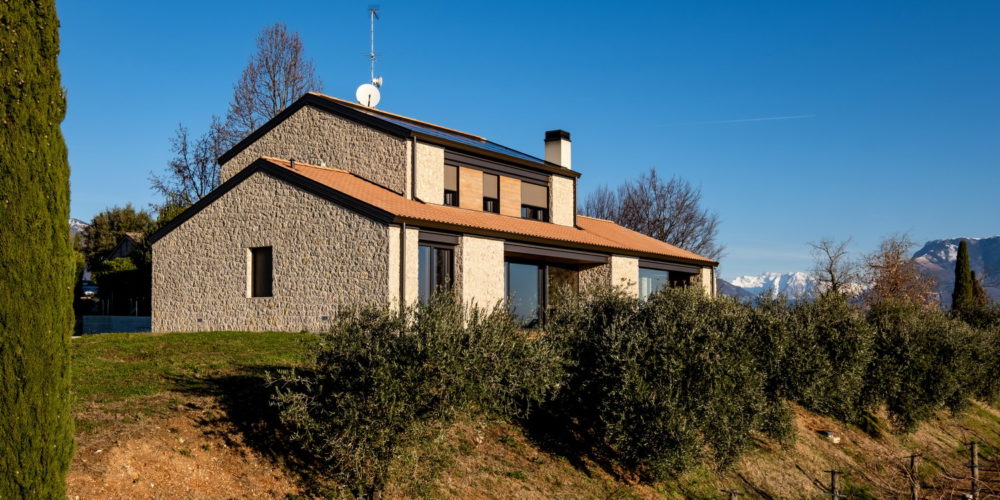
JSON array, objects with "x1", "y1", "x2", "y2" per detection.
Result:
[
  {"x1": 149, "y1": 92, "x2": 718, "y2": 332},
  {"x1": 105, "y1": 232, "x2": 144, "y2": 261}
]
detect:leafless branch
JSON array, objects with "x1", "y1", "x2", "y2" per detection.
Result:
[{"x1": 581, "y1": 169, "x2": 723, "y2": 260}]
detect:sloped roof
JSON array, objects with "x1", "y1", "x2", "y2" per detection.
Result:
[
  {"x1": 256, "y1": 157, "x2": 715, "y2": 265},
  {"x1": 217, "y1": 92, "x2": 581, "y2": 179}
]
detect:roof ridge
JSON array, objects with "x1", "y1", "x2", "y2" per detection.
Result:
[{"x1": 306, "y1": 92, "x2": 487, "y2": 142}]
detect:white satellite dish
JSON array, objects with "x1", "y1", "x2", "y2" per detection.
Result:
[{"x1": 356, "y1": 83, "x2": 381, "y2": 108}]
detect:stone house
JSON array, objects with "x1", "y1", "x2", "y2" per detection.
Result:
[{"x1": 148, "y1": 92, "x2": 718, "y2": 332}]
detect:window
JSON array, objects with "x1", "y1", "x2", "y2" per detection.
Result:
[
  {"x1": 443, "y1": 165, "x2": 459, "y2": 206},
  {"x1": 639, "y1": 267, "x2": 669, "y2": 301},
  {"x1": 418, "y1": 244, "x2": 454, "y2": 303},
  {"x1": 249, "y1": 247, "x2": 273, "y2": 297},
  {"x1": 520, "y1": 182, "x2": 548, "y2": 221},
  {"x1": 521, "y1": 205, "x2": 548, "y2": 221},
  {"x1": 483, "y1": 173, "x2": 499, "y2": 213},
  {"x1": 505, "y1": 261, "x2": 546, "y2": 327}
]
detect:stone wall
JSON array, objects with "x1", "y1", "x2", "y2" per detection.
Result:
[
  {"x1": 220, "y1": 106, "x2": 409, "y2": 193},
  {"x1": 459, "y1": 235, "x2": 505, "y2": 309},
  {"x1": 152, "y1": 171, "x2": 390, "y2": 332},
  {"x1": 387, "y1": 225, "x2": 420, "y2": 307},
  {"x1": 578, "y1": 255, "x2": 639, "y2": 297},
  {"x1": 699, "y1": 265, "x2": 717, "y2": 296},
  {"x1": 413, "y1": 142, "x2": 444, "y2": 204},
  {"x1": 549, "y1": 175, "x2": 575, "y2": 227}
]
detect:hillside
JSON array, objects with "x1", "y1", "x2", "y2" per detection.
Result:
[
  {"x1": 912, "y1": 236, "x2": 1000, "y2": 306},
  {"x1": 68, "y1": 331, "x2": 1000, "y2": 499}
]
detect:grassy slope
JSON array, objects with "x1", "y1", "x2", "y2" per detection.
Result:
[{"x1": 70, "y1": 331, "x2": 1000, "y2": 499}]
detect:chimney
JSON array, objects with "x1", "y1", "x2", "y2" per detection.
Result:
[{"x1": 544, "y1": 130, "x2": 571, "y2": 169}]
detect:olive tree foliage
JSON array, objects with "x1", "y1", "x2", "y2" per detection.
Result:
[
  {"x1": 581, "y1": 169, "x2": 723, "y2": 260},
  {"x1": 809, "y1": 237, "x2": 861, "y2": 297},
  {"x1": 151, "y1": 23, "x2": 321, "y2": 208}
]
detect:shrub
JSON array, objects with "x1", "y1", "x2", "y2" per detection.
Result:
[
  {"x1": 785, "y1": 294, "x2": 875, "y2": 424},
  {"x1": 866, "y1": 300, "x2": 981, "y2": 431},
  {"x1": 268, "y1": 294, "x2": 564, "y2": 496},
  {"x1": 547, "y1": 287, "x2": 774, "y2": 479}
]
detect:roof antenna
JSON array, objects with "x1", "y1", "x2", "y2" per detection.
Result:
[{"x1": 355, "y1": 5, "x2": 382, "y2": 108}]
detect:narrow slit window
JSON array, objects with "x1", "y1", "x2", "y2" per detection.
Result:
[
  {"x1": 443, "y1": 165, "x2": 459, "y2": 206},
  {"x1": 483, "y1": 174, "x2": 499, "y2": 213},
  {"x1": 249, "y1": 247, "x2": 273, "y2": 297}
]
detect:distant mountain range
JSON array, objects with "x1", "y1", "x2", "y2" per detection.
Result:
[
  {"x1": 912, "y1": 236, "x2": 1000, "y2": 306},
  {"x1": 70, "y1": 218, "x2": 89, "y2": 237},
  {"x1": 721, "y1": 235, "x2": 1000, "y2": 305}
]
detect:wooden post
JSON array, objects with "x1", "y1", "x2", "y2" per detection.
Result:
[
  {"x1": 909, "y1": 454, "x2": 919, "y2": 500},
  {"x1": 826, "y1": 470, "x2": 842, "y2": 500},
  {"x1": 971, "y1": 441, "x2": 980, "y2": 500}
]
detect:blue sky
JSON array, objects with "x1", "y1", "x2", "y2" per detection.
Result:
[{"x1": 59, "y1": 1, "x2": 1000, "y2": 279}]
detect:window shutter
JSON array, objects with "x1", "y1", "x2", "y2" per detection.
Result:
[
  {"x1": 483, "y1": 174, "x2": 499, "y2": 198},
  {"x1": 521, "y1": 182, "x2": 548, "y2": 208}
]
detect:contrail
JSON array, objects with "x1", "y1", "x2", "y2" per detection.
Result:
[{"x1": 681, "y1": 114, "x2": 816, "y2": 125}]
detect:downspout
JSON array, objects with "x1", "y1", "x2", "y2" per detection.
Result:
[
  {"x1": 399, "y1": 221, "x2": 407, "y2": 306},
  {"x1": 410, "y1": 136, "x2": 418, "y2": 200}
]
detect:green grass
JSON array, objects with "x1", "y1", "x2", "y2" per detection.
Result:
[{"x1": 71, "y1": 331, "x2": 316, "y2": 405}]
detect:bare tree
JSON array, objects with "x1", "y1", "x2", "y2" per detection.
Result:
[
  {"x1": 809, "y1": 237, "x2": 860, "y2": 296},
  {"x1": 863, "y1": 234, "x2": 938, "y2": 309},
  {"x1": 150, "y1": 117, "x2": 229, "y2": 207},
  {"x1": 226, "y1": 23, "x2": 322, "y2": 137},
  {"x1": 151, "y1": 23, "x2": 321, "y2": 207},
  {"x1": 581, "y1": 169, "x2": 723, "y2": 260}
]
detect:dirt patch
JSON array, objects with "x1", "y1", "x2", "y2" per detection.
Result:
[{"x1": 68, "y1": 394, "x2": 303, "y2": 500}]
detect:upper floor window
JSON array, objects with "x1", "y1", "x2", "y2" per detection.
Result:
[
  {"x1": 483, "y1": 173, "x2": 499, "y2": 213},
  {"x1": 443, "y1": 165, "x2": 458, "y2": 206},
  {"x1": 521, "y1": 182, "x2": 548, "y2": 222},
  {"x1": 521, "y1": 205, "x2": 548, "y2": 221}
]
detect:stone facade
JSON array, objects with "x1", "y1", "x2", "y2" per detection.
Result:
[
  {"x1": 220, "y1": 106, "x2": 409, "y2": 193},
  {"x1": 413, "y1": 142, "x2": 444, "y2": 204},
  {"x1": 577, "y1": 255, "x2": 640, "y2": 297},
  {"x1": 610, "y1": 255, "x2": 640, "y2": 296},
  {"x1": 152, "y1": 171, "x2": 390, "y2": 332},
  {"x1": 549, "y1": 175, "x2": 575, "y2": 227},
  {"x1": 459, "y1": 235, "x2": 505, "y2": 309},
  {"x1": 387, "y1": 225, "x2": 420, "y2": 307}
]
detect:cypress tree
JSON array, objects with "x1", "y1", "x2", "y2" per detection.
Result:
[
  {"x1": 0, "y1": 1, "x2": 75, "y2": 497},
  {"x1": 952, "y1": 240, "x2": 974, "y2": 311}
]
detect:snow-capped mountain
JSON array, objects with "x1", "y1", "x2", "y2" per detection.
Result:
[
  {"x1": 70, "y1": 218, "x2": 89, "y2": 237},
  {"x1": 716, "y1": 279, "x2": 757, "y2": 300},
  {"x1": 728, "y1": 272, "x2": 818, "y2": 300},
  {"x1": 911, "y1": 236, "x2": 1000, "y2": 306}
]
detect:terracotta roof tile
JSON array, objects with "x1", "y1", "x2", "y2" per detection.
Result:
[{"x1": 263, "y1": 157, "x2": 717, "y2": 265}]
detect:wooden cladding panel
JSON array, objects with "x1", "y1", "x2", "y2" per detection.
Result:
[
  {"x1": 458, "y1": 167, "x2": 483, "y2": 211},
  {"x1": 499, "y1": 176, "x2": 521, "y2": 217}
]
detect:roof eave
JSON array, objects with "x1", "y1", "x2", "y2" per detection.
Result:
[{"x1": 392, "y1": 215, "x2": 716, "y2": 266}]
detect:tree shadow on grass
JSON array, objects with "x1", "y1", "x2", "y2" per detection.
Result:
[
  {"x1": 517, "y1": 406, "x2": 641, "y2": 485},
  {"x1": 166, "y1": 366, "x2": 332, "y2": 495}
]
